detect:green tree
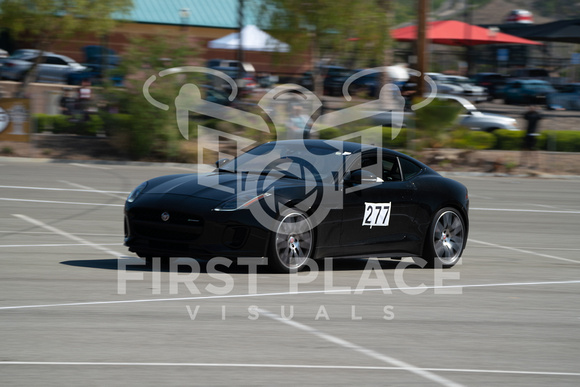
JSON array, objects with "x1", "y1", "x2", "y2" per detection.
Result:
[
  {"x1": 257, "y1": 0, "x2": 391, "y2": 93},
  {"x1": 0, "y1": 0, "x2": 133, "y2": 95},
  {"x1": 100, "y1": 34, "x2": 201, "y2": 160}
]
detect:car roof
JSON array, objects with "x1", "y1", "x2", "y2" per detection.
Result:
[
  {"x1": 265, "y1": 139, "x2": 423, "y2": 164},
  {"x1": 507, "y1": 79, "x2": 550, "y2": 84}
]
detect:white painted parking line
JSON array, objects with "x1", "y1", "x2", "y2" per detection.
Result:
[
  {"x1": 0, "y1": 184, "x2": 129, "y2": 194},
  {"x1": 0, "y1": 231, "x2": 118, "y2": 237},
  {"x1": 12, "y1": 214, "x2": 124, "y2": 258},
  {"x1": 0, "y1": 243, "x2": 122, "y2": 248},
  {"x1": 0, "y1": 361, "x2": 578, "y2": 377},
  {"x1": 470, "y1": 239, "x2": 580, "y2": 264},
  {"x1": 70, "y1": 163, "x2": 111, "y2": 170},
  {"x1": 2, "y1": 279, "x2": 580, "y2": 311},
  {"x1": 60, "y1": 181, "x2": 128, "y2": 200},
  {"x1": 1, "y1": 198, "x2": 122, "y2": 207},
  {"x1": 529, "y1": 203, "x2": 557, "y2": 209},
  {"x1": 471, "y1": 207, "x2": 580, "y2": 214},
  {"x1": 257, "y1": 307, "x2": 464, "y2": 387}
]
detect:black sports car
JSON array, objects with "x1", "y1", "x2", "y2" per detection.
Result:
[{"x1": 124, "y1": 140, "x2": 469, "y2": 272}]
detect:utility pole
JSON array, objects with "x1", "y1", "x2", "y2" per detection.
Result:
[
  {"x1": 417, "y1": 0, "x2": 428, "y2": 97},
  {"x1": 238, "y1": 0, "x2": 244, "y2": 80}
]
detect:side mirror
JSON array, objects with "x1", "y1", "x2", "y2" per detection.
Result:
[
  {"x1": 215, "y1": 158, "x2": 230, "y2": 168},
  {"x1": 344, "y1": 169, "x2": 379, "y2": 186}
]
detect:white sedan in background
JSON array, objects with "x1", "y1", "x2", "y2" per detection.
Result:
[
  {"x1": 0, "y1": 50, "x2": 86, "y2": 83},
  {"x1": 369, "y1": 94, "x2": 519, "y2": 132}
]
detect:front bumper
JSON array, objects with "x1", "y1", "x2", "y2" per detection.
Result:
[{"x1": 124, "y1": 194, "x2": 270, "y2": 259}]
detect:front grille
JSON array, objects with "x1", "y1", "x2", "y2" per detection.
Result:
[{"x1": 128, "y1": 208, "x2": 203, "y2": 242}]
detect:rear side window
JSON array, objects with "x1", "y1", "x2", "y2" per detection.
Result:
[
  {"x1": 399, "y1": 158, "x2": 422, "y2": 180},
  {"x1": 45, "y1": 56, "x2": 67, "y2": 65}
]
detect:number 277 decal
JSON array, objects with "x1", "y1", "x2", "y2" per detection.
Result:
[{"x1": 363, "y1": 202, "x2": 392, "y2": 228}]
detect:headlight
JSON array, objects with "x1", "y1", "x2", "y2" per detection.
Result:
[
  {"x1": 214, "y1": 192, "x2": 271, "y2": 212},
  {"x1": 127, "y1": 182, "x2": 147, "y2": 203}
]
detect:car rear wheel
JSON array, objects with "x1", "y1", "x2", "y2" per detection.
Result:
[
  {"x1": 268, "y1": 210, "x2": 314, "y2": 273},
  {"x1": 418, "y1": 207, "x2": 466, "y2": 268}
]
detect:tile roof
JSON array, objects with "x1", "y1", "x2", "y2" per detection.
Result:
[{"x1": 121, "y1": 0, "x2": 259, "y2": 28}]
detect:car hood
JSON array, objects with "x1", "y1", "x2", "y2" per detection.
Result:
[{"x1": 144, "y1": 172, "x2": 302, "y2": 201}]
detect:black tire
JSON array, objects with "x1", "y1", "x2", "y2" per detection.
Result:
[
  {"x1": 416, "y1": 207, "x2": 466, "y2": 268},
  {"x1": 268, "y1": 210, "x2": 314, "y2": 273}
]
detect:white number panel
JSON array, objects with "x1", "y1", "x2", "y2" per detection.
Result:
[{"x1": 362, "y1": 202, "x2": 392, "y2": 228}]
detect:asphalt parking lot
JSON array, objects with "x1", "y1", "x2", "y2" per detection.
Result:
[{"x1": 1, "y1": 159, "x2": 579, "y2": 386}]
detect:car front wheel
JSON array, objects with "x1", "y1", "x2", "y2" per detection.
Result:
[
  {"x1": 268, "y1": 210, "x2": 314, "y2": 273},
  {"x1": 418, "y1": 207, "x2": 466, "y2": 268}
]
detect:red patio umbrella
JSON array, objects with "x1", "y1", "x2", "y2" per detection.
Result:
[{"x1": 391, "y1": 20, "x2": 542, "y2": 46}]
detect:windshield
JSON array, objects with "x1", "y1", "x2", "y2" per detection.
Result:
[{"x1": 220, "y1": 142, "x2": 351, "y2": 180}]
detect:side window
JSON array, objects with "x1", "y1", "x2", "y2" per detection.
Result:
[
  {"x1": 349, "y1": 152, "x2": 405, "y2": 183},
  {"x1": 382, "y1": 156, "x2": 401, "y2": 181},
  {"x1": 45, "y1": 56, "x2": 67, "y2": 65},
  {"x1": 400, "y1": 158, "x2": 422, "y2": 180}
]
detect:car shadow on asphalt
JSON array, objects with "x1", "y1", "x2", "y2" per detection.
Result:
[{"x1": 60, "y1": 257, "x2": 421, "y2": 273}]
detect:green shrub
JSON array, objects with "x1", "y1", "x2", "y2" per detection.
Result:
[
  {"x1": 318, "y1": 127, "x2": 342, "y2": 140},
  {"x1": 34, "y1": 113, "x2": 105, "y2": 136},
  {"x1": 317, "y1": 126, "x2": 406, "y2": 149},
  {"x1": 382, "y1": 127, "x2": 407, "y2": 148},
  {"x1": 414, "y1": 98, "x2": 462, "y2": 148},
  {"x1": 451, "y1": 130, "x2": 495, "y2": 150},
  {"x1": 468, "y1": 131, "x2": 496, "y2": 150},
  {"x1": 493, "y1": 130, "x2": 580, "y2": 152},
  {"x1": 100, "y1": 113, "x2": 132, "y2": 137},
  {"x1": 494, "y1": 129, "x2": 525, "y2": 150},
  {"x1": 1, "y1": 146, "x2": 14, "y2": 155},
  {"x1": 34, "y1": 114, "x2": 54, "y2": 132},
  {"x1": 544, "y1": 131, "x2": 580, "y2": 152},
  {"x1": 52, "y1": 115, "x2": 75, "y2": 134},
  {"x1": 80, "y1": 115, "x2": 104, "y2": 136}
]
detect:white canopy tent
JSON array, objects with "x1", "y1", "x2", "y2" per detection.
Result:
[{"x1": 208, "y1": 25, "x2": 290, "y2": 52}]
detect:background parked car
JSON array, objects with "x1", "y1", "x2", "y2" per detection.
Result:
[
  {"x1": 502, "y1": 79, "x2": 556, "y2": 105},
  {"x1": 425, "y1": 72, "x2": 464, "y2": 96},
  {"x1": 471, "y1": 72, "x2": 508, "y2": 101},
  {"x1": 67, "y1": 45, "x2": 123, "y2": 86},
  {"x1": 0, "y1": 49, "x2": 39, "y2": 66},
  {"x1": 508, "y1": 68, "x2": 550, "y2": 81},
  {"x1": 207, "y1": 59, "x2": 258, "y2": 94},
  {"x1": 546, "y1": 83, "x2": 580, "y2": 110},
  {"x1": 0, "y1": 51, "x2": 86, "y2": 83},
  {"x1": 67, "y1": 63, "x2": 123, "y2": 86},
  {"x1": 442, "y1": 75, "x2": 488, "y2": 103},
  {"x1": 322, "y1": 66, "x2": 354, "y2": 96},
  {"x1": 367, "y1": 94, "x2": 519, "y2": 132}
]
